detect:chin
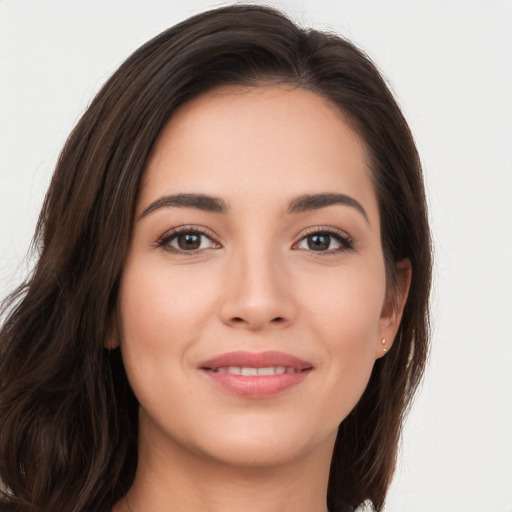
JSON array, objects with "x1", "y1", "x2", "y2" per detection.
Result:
[{"x1": 182, "y1": 414, "x2": 339, "y2": 469}]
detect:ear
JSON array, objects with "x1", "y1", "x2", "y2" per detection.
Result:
[
  {"x1": 375, "y1": 259, "x2": 412, "y2": 359},
  {"x1": 104, "y1": 312, "x2": 120, "y2": 350}
]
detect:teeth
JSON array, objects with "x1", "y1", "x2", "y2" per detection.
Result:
[
  {"x1": 258, "y1": 367, "x2": 276, "y2": 375},
  {"x1": 213, "y1": 366, "x2": 296, "y2": 375}
]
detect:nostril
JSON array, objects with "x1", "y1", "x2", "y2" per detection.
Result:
[{"x1": 231, "y1": 316, "x2": 284, "y2": 325}]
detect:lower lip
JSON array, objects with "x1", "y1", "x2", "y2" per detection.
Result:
[{"x1": 202, "y1": 370, "x2": 311, "y2": 398}]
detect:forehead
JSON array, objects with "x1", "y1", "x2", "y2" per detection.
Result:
[{"x1": 139, "y1": 85, "x2": 377, "y2": 218}]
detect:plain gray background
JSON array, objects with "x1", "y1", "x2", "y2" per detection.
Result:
[{"x1": 1, "y1": 1, "x2": 511, "y2": 511}]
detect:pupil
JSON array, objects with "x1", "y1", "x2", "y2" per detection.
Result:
[
  {"x1": 308, "y1": 234, "x2": 330, "y2": 251},
  {"x1": 178, "y1": 233, "x2": 200, "y2": 250}
]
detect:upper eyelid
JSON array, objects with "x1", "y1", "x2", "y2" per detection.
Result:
[
  {"x1": 159, "y1": 225, "x2": 219, "y2": 239},
  {"x1": 295, "y1": 226, "x2": 352, "y2": 241},
  {"x1": 299, "y1": 226, "x2": 349, "y2": 235}
]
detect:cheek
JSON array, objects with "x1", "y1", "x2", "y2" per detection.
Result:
[
  {"x1": 302, "y1": 261, "x2": 386, "y2": 404},
  {"x1": 117, "y1": 261, "x2": 206, "y2": 388},
  {"x1": 307, "y1": 262, "x2": 386, "y2": 344},
  {"x1": 119, "y1": 260, "x2": 213, "y2": 346},
  {"x1": 116, "y1": 261, "x2": 216, "y2": 433}
]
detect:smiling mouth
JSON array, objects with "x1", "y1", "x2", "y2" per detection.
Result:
[
  {"x1": 199, "y1": 351, "x2": 313, "y2": 397},
  {"x1": 208, "y1": 366, "x2": 309, "y2": 375},
  {"x1": 199, "y1": 350, "x2": 313, "y2": 373}
]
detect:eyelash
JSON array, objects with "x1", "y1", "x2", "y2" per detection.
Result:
[
  {"x1": 157, "y1": 226, "x2": 220, "y2": 254},
  {"x1": 294, "y1": 227, "x2": 354, "y2": 254},
  {"x1": 156, "y1": 226, "x2": 354, "y2": 255}
]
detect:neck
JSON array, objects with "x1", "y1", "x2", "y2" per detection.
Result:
[{"x1": 117, "y1": 414, "x2": 334, "y2": 512}]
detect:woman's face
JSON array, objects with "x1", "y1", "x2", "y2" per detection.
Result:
[{"x1": 116, "y1": 86, "x2": 407, "y2": 468}]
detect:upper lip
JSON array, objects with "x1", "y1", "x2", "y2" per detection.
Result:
[{"x1": 199, "y1": 350, "x2": 313, "y2": 371}]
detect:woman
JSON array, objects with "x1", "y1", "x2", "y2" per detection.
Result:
[{"x1": 0, "y1": 5, "x2": 431, "y2": 512}]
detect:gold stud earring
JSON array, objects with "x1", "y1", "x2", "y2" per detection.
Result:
[{"x1": 381, "y1": 338, "x2": 387, "y2": 352}]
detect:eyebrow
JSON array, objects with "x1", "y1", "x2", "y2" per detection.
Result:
[
  {"x1": 140, "y1": 192, "x2": 368, "y2": 223},
  {"x1": 140, "y1": 193, "x2": 228, "y2": 218},
  {"x1": 288, "y1": 193, "x2": 369, "y2": 223}
]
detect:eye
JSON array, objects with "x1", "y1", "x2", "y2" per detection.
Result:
[
  {"x1": 158, "y1": 228, "x2": 220, "y2": 253},
  {"x1": 294, "y1": 229, "x2": 353, "y2": 253}
]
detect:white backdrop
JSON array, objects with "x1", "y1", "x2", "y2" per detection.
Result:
[{"x1": 1, "y1": 1, "x2": 511, "y2": 511}]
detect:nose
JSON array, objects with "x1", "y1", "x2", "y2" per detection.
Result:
[{"x1": 219, "y1": 245, "x2": 297, "y2": 331}]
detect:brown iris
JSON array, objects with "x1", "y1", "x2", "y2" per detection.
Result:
[
  {"x1": 308, "y1": 234, "x2": 330, "y2": 251},
  {"x1": 177, "y1": 233, "x2": 202, "y2": 250}
]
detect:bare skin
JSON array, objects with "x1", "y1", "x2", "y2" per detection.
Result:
[{"x1": 111, "y1": 86, "x2": 410, "y2": 512}]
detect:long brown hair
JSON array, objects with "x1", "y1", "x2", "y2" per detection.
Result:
[{"x1": 0, "y1": 5, "x2": 431, "y2": 512}]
